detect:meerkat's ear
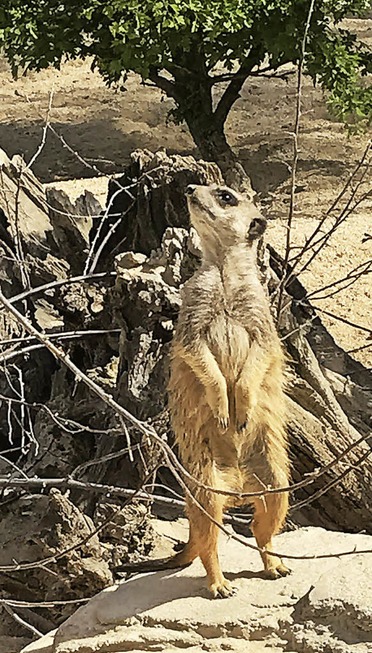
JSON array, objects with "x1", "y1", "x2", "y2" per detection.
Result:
[{"x1": 247, "y1": 216, "x2": 267, "y2": 241}]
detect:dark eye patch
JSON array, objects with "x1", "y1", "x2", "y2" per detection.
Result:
[{"x1": 216, "y1": 189, "x2": 238, "y2": 206}]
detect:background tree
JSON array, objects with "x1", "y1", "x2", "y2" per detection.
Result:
[{"x1": 0, "y1": 0, "x2": 371, "y2": 188}]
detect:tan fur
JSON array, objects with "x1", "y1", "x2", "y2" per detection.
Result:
[{"x1": 168, "y1": 183, "x2": 290, "y2": 598}]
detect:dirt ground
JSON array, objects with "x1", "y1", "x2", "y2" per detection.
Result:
[{"x1": 0, "y1": 18, "x2": 371, "y2": 367}]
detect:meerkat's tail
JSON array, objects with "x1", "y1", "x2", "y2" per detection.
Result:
[
  {"x1": 115, "y1": 556, "x2": 190, "y2": 574},
  {"x1": 115, "y1": 542, "x2": 197, "y2": 575}
]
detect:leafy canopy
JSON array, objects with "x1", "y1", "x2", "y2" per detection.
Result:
[{"x1": 0, "y1": 1, "x2": 371, "y2": 127}]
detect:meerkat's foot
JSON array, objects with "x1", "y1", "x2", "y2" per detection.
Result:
[
  {"x1": 209, "y1": 577, "x2": 236, "y2": 599},
  {"x1": 263, "y1": 558, "x2": 291, "y2": 580}
]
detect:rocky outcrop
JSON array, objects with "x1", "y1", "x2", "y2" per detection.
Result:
[{"x1": 21, "y1": 524, "x2": 372, "y2": 653}]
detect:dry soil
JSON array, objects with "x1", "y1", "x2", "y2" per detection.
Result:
[{"x1": 0, "y1": 19, "x2": 371, "y2": 366}]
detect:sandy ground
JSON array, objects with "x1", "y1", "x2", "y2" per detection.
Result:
[{"x1": 0, "y1": 19, "x2": 371, "y2": 367}]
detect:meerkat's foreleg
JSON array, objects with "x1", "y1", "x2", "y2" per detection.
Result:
[
  {"x1": 235, "y1": 343, "x2": 270, "y2": 431},
  {"x1": 177, "y1": 341, "x2": 229, "y2": 429}
]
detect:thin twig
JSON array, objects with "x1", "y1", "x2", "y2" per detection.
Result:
[
  {"x1": 1, "y1": 600, "x2": 43, "y2": 638},
  {"x1": 291, "y1": 449, "x2": 371, "y2": 512},
  {"x1": 288, "y1": 141, "x2": 371, "y2": 273},
  {"x1": 4, "y1": 272, "x2": 116, "y2": 308},
  {"x1": 0, "y1": 394, "x2": 122, "y2": 436},
  {"x1": 24, "y1": 90, "x2": 54, "y2": 172},
  {"x1": 2, "y1": 597, "x2": 89, "y2": 608},
  {"x1": 276, "y1": 0, "x2": 316, "y2": 321},
  {"x1": 0, "y1": 328, "x2": 121, "y2": 347},
  {"x1": 311, "y1": 306, "x2": 371, "y2": 334}
]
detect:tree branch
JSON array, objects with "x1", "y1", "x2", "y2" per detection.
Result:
[
  {"x1": 211, "y1": 64, "x2": 295, "y2": 84},
  {"x1": 214, "y1": 47, "x2": 262, "y2": 126},
  {"x1": 148, "y1": 68, "x2": 177, "y2": 99}
]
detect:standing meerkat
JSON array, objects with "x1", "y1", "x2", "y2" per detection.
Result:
[
  {"x1": 167, "y1": 183, "x2": 290, "y2": 598},
  {"x1": 116, "y1": 183, "x2": 290, "y2": 598}
]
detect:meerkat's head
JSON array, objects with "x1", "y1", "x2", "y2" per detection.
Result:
[{"x1": 185, "y1": 184, "x2": 266, "y2": 252}]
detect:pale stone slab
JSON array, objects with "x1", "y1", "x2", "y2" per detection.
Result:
[{"x1": 21, "y1": 527, "x2": 372, "y2": 653}]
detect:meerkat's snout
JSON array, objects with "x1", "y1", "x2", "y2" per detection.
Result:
[{"x1": 247, "y1": 216, "x2": 267, "y2": 241}]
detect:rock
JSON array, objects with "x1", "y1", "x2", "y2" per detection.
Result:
[
  {"x1": 290, "y1": 555, "x2": 372, "y2": 653},
  {"x1": 0, "y1": 490, "x2": 112, "y2": 621},
  {"x1": 20, "y1": 526, "x2": 372, "y2": 653}
]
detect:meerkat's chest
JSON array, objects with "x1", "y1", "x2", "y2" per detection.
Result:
[
  {"x1": 181, "y1": 271, "x2": 270, "y2": 373},
  {"x1": 206, "y1": 313, "x2": 251, "y2": 374},
  {"x1": 204, "y1": 277, "x2": 271, "y2": 371}
]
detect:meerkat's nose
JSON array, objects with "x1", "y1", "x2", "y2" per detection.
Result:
[{"x1": 186, "y1": 184, "x2": 197, "y2": 195}]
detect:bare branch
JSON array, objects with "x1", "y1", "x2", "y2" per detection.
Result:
[
  {"x1": 0, "y1": 328, "x2": 121, "y2": 347},
  {"x1": 310, "y1": 306, "x2": 372, "y2": 334},
  {"x1": 1, "y1": 600, "x2": 43, "y2": 638},
  {"x1": 291, "y1": 449, "x2": 371, "y2": 513},
  {"x1": 304, "y1": 260, "x2": 371, "y2": 302},
  {"x1": 288, "y1": 140, "x2": 371, "y2": 274},
  {"x1": 3, "y1": 272, "x2": 116, "y2": 309},
  {"x1": 276, "y1": 0, "x2": 317, "y2": 321},
  {"x1": 24, "y1": 90, "x2": 54, "y2": 172}
]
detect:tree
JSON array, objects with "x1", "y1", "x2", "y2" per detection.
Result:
[{"x1": 0, "y1": 1, "x2": 371, "y2": 188}]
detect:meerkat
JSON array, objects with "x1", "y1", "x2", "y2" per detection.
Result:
[{"x1": 117, "y1": 183, "x2": 290, "y2": 598}]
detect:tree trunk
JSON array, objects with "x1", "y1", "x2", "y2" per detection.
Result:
[
  {"x1": 187, "y1": 119, "x2": 254, "y2": 196},
  {"x1": 168, "y1": 57, "x2": 254, "y2": 196}
]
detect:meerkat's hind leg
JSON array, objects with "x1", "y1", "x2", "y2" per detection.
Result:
[
  {"x1": 169, "y1": 536, "x2": 199, "y2": 568},
  {"x1": 250, "y1": 490, "x2": 291, "y2": 579},
  {"x1": 186, "y1": 491, "x2": 235, "y2": 598},
  {"x1": 243, "y1": 443, "x2": 291, "y2": 579}
]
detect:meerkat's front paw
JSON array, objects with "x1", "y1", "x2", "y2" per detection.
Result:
[
  {"x1": 205, "y1": 385, "x2": 229, "y2": 431},
  {"x1": 217, "y1": 415, "x2": 230, "y2": 431},
  {"x1": 234, "y1": 383, "x2": 253, "y2": 432},
  {"x1": 215, "y1": 402, "x2": 229, "y2": 431},
  {"x1": 236, "y1": 412, "x2": 249, "y2": 432},
  {"x1": 235, "y1": 403, "x2": 251, "y2": 432}
]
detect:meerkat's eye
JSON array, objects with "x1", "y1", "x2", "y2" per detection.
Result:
[{"x1": 217, "y1": 189, "x2": 238, "y2": 206}]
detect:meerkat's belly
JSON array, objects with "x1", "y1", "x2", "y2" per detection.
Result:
[{"x1": 206, "y1": 315, "x2": 250, "y2": 381}]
